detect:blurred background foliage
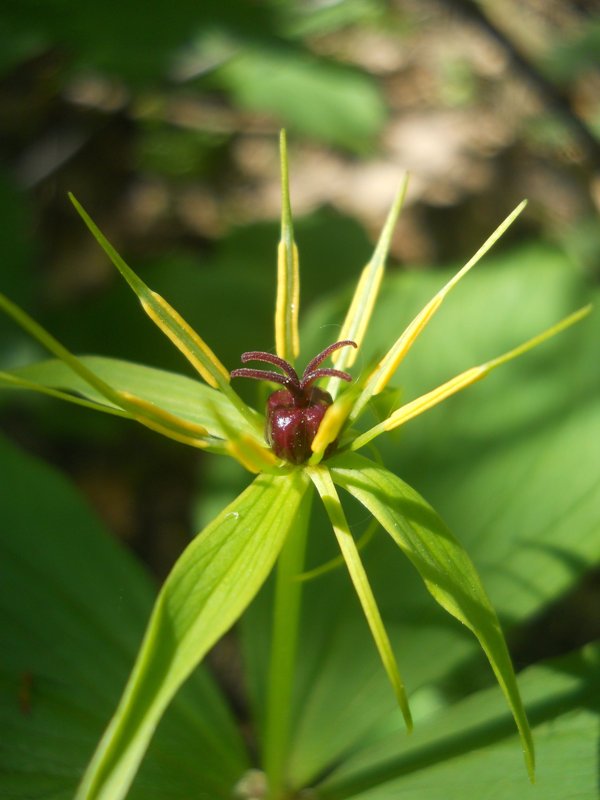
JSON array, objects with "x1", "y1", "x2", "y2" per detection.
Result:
[{"x1": 0, "y1": 0, "x2": 599, "y2": 771}]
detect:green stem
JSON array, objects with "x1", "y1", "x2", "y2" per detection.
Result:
[{"x1": 263, "y1": 486, "x2": 313, "y2": 799}]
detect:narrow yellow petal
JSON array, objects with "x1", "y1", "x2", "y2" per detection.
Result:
[
  {"x1": 70, "y1": 193, "x2": 264, "y2": 435},
  {"x1": 383, "y1": 366, "x2": 485, "y2": 432},
  {"x1": 275, "y1": 130, "x2": 300, "y2": 362},
  {"x1": 328, "y1": 176, "x2": 409, "y2": 394},
  {"x1": 308, "y1": 466, "x2": 413, "y2": 731},
  {"x1": 352, "y1": 304, "x2": 592, "y2": 451},
  {"x1": 350, "y1": 200, "x2": 527, "y2": 421},
  {"x1": 141, "y1": 291, "x2": 229, "y2": 389}
]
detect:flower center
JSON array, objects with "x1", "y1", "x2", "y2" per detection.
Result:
[{"x1": 231, "y1": 340, "x2": 356, "y2": 463}]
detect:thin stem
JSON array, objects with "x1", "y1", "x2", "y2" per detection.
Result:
[{"x1": 264, "y1": 487, "x2": 313, "y2": 799}]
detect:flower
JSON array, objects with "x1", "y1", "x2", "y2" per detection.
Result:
[{"x1": 0, "y1": 131, "x2": 590, "y2": 800}]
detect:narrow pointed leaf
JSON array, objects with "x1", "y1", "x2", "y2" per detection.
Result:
[
  {"x1": 76, "y1": 469, "x2": 311, "y2": 800},
  {"x1": 327, "y1": 176, "x2": 409, "y2": 397},
  {"x1": 308, "y1": 466, "x2": 412, "y2": 731},
  {"x1": 350, "y1": 201, "x2": 527, "y2": 421},
  {"x1": 318, "y1": 643, "x2": 599, "y2": 800},
  {"x1": 275, "y1": 130, "x2": 300, "y2": 362},
  {"x1": 330, "y1": 452, "x2": 534, "y2": 780},
  {"x1": 0, "y1": 434, "x2": 249, "y2": 800}
]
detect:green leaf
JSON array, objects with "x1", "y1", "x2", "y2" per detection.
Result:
[
  {"x1": 77, "y1": 468, "x2": 311, "y2": 800},
  {"x1": 329, "y1": 452, "x2": 534, "y2": 780},
  {"x1": 244, "y1": 242, "x2": 599, "y2": 789},
  {"x1": 5, "y1": 356, "x2": 257, "y2": 441},
  {"x1": 318, "y1": 642, "x2": 600, "y2": 799},
  {"x1": 0, "y1": 433, "x2": 248, "y2": 799},
  {"x1": 214, "y1": 46, "x2": 386, "y2": 151}
]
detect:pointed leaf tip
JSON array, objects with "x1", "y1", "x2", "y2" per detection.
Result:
[{"x1": 330, "y1": 453, "x2": 535, "y2": 778}]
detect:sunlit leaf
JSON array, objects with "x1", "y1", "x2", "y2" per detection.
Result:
[
  {"x1": 77, "y1": 468, "x2": 310, "y2": 800},
  {"x1": 0, "y1": 434, "x2": 248, "y2": 800},
  {"x1": 7, "y1": 357, "x2": 258, "y2": 441},
  {"x1": 318, "y1": 643, "x2": 600, "y2": 800},
  {"x1": 330, "y1": 452, "x2": 534, "y2": 779}
]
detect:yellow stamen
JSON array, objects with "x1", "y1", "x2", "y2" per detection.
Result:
[
  {"x1": 142, "y1": 292, "x2": 229, "y2": 389},
  {"x1": 350, "y1": 200, "x2": 527, "y2": 420},
  {"x1": 352, "y1": 305, "x2": 592, "y2": 451},
  {"x1": 330, "y1": 177, "x2": 409, "y2": 384},
  {"x1": 275, "y1": 130, "x2": 300, "y2": 362}
]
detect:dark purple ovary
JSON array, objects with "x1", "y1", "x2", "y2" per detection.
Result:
[
  {"x1": 266, "y1": 387, "x2": 332, "y2": 464},
  {"x1": 231, "y1": 340, "x2": 357, "y2": 465}
]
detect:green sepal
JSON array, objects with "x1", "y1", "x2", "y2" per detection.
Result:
[{"x1": 329, "y1": 451, "x2": 534, "y2": 781}]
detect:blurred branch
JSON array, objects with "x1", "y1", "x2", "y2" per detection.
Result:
[{"x1": 442, "y1": 0, "x2": 600, "y2": 169}]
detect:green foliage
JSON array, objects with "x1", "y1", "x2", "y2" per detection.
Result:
[
  {"x1": 0, "y1": 0, "x2": 386, "y2": 149},
  {"x1": 76, "y1": 470, "x2": 310, "y2": 800},
  {"x1": 0, "y1": 433, "x2": 248, "y2": 799},
  {"x1": 1, "y1": 229, "x2": 598, "y2": 798},
  {"x1": 212, "y1": 46, "x2": 386, "y2": 150}
]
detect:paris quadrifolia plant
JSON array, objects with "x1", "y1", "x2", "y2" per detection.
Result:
[{"x1": 0, "y1": 131, "x2": 591, "y2": 800}]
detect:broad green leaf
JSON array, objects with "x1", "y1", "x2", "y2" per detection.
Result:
[
  {"x1": 236, "y1": 244, "x2": 600, "y2": 791},
  {"x1": 329, "y1": 452, "x2": 534, "y2": 780},
  {"x1": 0, "y1": 433, "x2": 248, "y2": 800},
  {"x1": 77, "y1": 468, "x2": 311, "y2": 800},
  {"x1": 215, "y1": 46, "x2": 386, "y2": 151},
  {"x1": 318, "y1": 642, "x2": 600, "y2": 799},
  {"x1": 6, "y1": 357, "x2": 258, "y2": 441}
]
